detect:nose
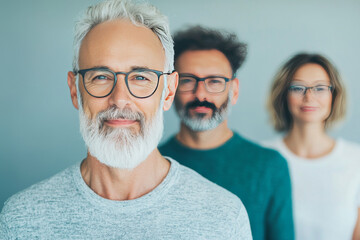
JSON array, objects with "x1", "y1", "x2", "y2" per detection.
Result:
[
  {"x1": 108, "y1": 74, "x2": 132, "y2": 108},
  {"x1": 193, "y1": 81, "x2": 208, "y2": 101},
  {"x1": 303, "y1": 87, "x2": 314, "y2": 101}
]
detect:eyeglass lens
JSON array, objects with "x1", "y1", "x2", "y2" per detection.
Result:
[
  {"x1": 289, "y1": 85, "x2": 332, "y2": 97},
  {"x1": 83, "y1": 69, "x2": 159, "y2": 98},
  {"x1": 179, "y1": 76, "x2": 227, "y2": 93}
]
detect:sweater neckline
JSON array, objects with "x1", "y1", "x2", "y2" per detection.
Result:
[
  {"x1": 71, "y1": 157, "x2": 179, "y2": 212},
  {"x1": 278, "y1": 137, "x2": 343, "y2": 164},
  {"x1": 170, "y1": 131, "x2": 242, "y2": 153}
]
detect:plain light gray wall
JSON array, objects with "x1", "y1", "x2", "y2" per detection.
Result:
[{"x1": 1, "y1": 0, "x2": 359, "y2": 208}]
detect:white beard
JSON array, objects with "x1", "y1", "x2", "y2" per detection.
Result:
[
  {"x1": 79, "y1": 105, "x2": 164, "y2": 170},
  {"x1": 179, "y1": 110, "x2": 227, "y2": 132}
]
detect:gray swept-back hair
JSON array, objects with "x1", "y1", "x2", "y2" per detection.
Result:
[{"x1": 72, "y1": 0, "x2": 174, "y2": 73}]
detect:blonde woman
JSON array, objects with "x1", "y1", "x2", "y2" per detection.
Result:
[{"x1": 264, "y1": 53, "x2": 360, "y2": 240}]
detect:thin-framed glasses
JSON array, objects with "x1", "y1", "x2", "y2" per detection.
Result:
[
  {"x1": 288, "y1": 85, "x2": 334, "y2": 97},
  {"x1": 178, "y1": 73, "x2": 233, "y2": 93},
  {"x1": 75, "y1": 67, "x2": 173, "y2": 98}
]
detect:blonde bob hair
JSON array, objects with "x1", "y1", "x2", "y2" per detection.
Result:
[{"x1": 267, "y1": 53, "x2": 346, "y2": 132}]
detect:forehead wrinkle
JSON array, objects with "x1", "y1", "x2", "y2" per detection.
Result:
[{"x1": 82, "y1": 65, "x2": 153, "y2": 72}]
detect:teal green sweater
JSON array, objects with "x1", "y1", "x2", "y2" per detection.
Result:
[{"x1": 159, "y1": 132, "x2": 294, "y2": 240}]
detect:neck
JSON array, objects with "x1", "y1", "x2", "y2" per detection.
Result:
[
  {"x1": 284, "y1": 121, "x2": 335, "y2": 159},
  {"x1": 80, "y1": 148, "x2": 170, "y2": 201},
  {"x1": 176, "y1": 120, "x2": 233, "y2": 149}
]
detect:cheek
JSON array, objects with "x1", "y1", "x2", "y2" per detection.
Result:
[
  {"x1": 287, "y1": 95, "x2": 299, "y2": 113},
  {"x1": 175, "y1": 94, "x2": 192, "y2": 107},
  {"x1": 138, "y1": 94, "x2": 162, "y2": 121},
  {"x1": 322, "y1": 96, "x2": 333, "y2": 113},
  {"x1": 80, "y1": 88, "x2": 110, "y2": 119},
  {"x1": 215, "y1": 93, "x2": 230, "y2": 107},
  {"x1": 83, "y1": 98, "x2": 108, "y2": 119}
]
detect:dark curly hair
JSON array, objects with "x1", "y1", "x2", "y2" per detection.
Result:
[{"x1": 173, "y1": 26, "x2": 247, "y2": 75}]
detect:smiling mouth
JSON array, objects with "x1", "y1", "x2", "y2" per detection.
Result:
[
  {"x1": 104, "y1": 119, "x2": 138, "y2": 127},
  {"x1": 193, "y1": 106, "x2": 212, "y2": 113},
  {"x1": 300, "y1": 106, "x2": 318, "y2": 112}
]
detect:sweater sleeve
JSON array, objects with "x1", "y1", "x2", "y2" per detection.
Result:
[
  {"x1": 265, "y1": 153, "x2": 295, "y2": 240},
  {"x1": 233, "y1": 201, "x2": 253, "y2": 240},
  {"x1": 0, "y1": 212, "x2": 10, "y2": 240}
]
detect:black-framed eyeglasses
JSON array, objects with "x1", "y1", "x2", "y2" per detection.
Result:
[
  {"x1": 75, "y1": 67, "x2": 173, "y2": 98},
  {"x1": 288, "y1": 85, "x2": 334, "y2": 97},
  {"x1": 178, "y1": 73, "x2": 234, "y2": 93}
]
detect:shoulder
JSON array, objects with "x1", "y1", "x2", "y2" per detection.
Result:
[
  {"x1": 339, "y1": 139, "x2": 360, "y2": 153},
  {"x1": 239, "y1": 135, "x2": 280, "y2": 155},
  {"x1": 338, "y1": 139, "x2": 360, "y2": 163},
  {"x1": 260, "y1": 137, "x2": 283, "y2": 150},
  {"x1": 169, "y1": 160, "x2": 251, "y2": 238},
  {"x1": 3, "y1": 165, "x2": 76, "y2": 208},
  {"x1": 1, "y1": 165, "x2": 77, "y2": 226},
  {"x1": 174, "y1": 160, "x2": 246, "y2": 215},
  {"x1": 177, "y1": 162, "x2": 252, "y2": 233},
  {"x1": 235, "y1": 134, "x2": 287, "y2": 167},
  {"x1": 159, "y1": 135, "x2": 177, "y2": 153},
  {"x1": 179, "y1": 163, "x2": 240, "y2": 200}
]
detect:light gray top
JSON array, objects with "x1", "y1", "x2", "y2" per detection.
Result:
[{"x1": 0, "y1": 158, "x2": 252, "y2": 239}]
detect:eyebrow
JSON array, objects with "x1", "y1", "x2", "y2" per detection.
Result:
[
  {"x1": 179, "y1": 73, "x2": 229, "y2": 78},
  {"x1": 90, "y1": 65, "x2": 152, "y2": 71},
  {"x1": 130, "y1": 65, "x2": 152, "y2": 71}
]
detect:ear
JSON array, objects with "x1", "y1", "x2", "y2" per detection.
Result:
[
  {"x1": 163, "y1": 71, "x2": 179, "y2": 111},
  {"x1": 230, "y1": 78, "x2": 240, "y2": 105},
  {"x1": 67, "y1": 71, "x2": 79, "y2": 110}
]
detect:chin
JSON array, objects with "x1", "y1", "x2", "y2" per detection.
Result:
[{"x1": 295, "y1": 116, "x2": 327, "y2": 125}]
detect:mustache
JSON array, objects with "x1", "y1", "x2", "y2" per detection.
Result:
[
  {"x1": 185, "y1": 98, "x2": 216, "y2": 112},
  {"x1": 96, "y1": 106, "x2": 144, "y2": 128}
]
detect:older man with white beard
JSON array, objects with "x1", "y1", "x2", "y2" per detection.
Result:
[{"x1": 0, "y1": 0, "x2": 252, "y2": 239}]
